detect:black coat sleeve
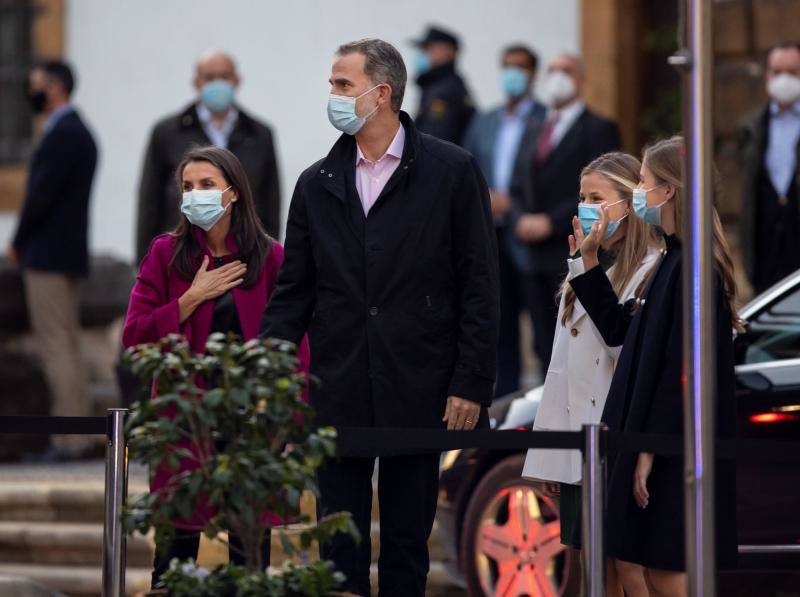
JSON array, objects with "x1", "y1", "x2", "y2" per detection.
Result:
[
  {"x1": 13, "y1": 129, "x2": 76, "y2": 251},
  {"x1": 257, "y1": 127, "x2": 281, "y2": 238},
  {"x1": 136, "y1": 126, "x2": 167, "y2": 264},
  {"x1": 447, "y1": 157, "x2": 500, "y2": 405},
  {"x1": 569, "y1": 264, "x2": 632, "y2": 347},
  {"x1": 259, "y1": 176, "x2": 315, "y2": 345}
]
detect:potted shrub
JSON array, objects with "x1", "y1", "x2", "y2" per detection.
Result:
[{"x1": 123, "y1": 333, "x2": 358, "y2": 596}]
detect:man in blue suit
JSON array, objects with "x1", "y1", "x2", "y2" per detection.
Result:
[
  {"x1": 9, "y1": 60, "x2": 98, "y2": 460},
  {"x1": 464, "y1": 45, "x2": 546, "y2": 397}
]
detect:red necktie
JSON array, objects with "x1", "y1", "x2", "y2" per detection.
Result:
[{"x1": 535, "y1": 113, "x2": 558, "y2": 166}]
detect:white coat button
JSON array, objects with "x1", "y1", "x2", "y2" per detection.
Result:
[
  {"x1": 570, "y1": 328, "x2": 579, "y2": 337},
  {"x1": 595, "y1": 358, "x2": 600, "y2": 365},
  {"x1": 591, "y1": 397, "x2": 596, "y2": 405}
]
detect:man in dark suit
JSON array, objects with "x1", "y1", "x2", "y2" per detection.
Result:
[
  {"x1": 740, "y1": 41, "x2": 800, "y2": 294},
  {"x1": 136, "y1": 50, "x2": 280, "y2": 263},
  {"x1": 9, "y1": 60, "x2": 97, "y2": 459},
  {"x1": 464, "y1": 44, "x2": 546, "y2": 396},
  {"x1": 512, "y1": 53, "x2": 620, "y2": 374},
  {"x1": 261, "y1": 38, "x2": 498, "y2": 596},
  {"x1": 411, "y1": 26, "x2": 475, "y2": 146}
]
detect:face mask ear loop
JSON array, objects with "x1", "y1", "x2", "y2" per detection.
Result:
[{"x1": 358, "y1": 84, "x2": 383, "y2": 121}]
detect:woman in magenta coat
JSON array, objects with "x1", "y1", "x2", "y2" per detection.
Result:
[{"x1": 122, "y1": 146, "x2": 308, "y2": 587}]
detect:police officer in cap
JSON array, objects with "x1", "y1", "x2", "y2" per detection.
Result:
[{"x1": 412, "y1": 25, "x2": 475, "y2": 146}]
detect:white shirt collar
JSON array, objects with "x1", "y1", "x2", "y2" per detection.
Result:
[
  {"x1": 548, "y1": 98, "x2": 585, "y2": 123},
  {"x1": 356, "y1": 123, "x2": 405, "y2": 165},
  {"x1": 770, "y1": 99, "x2": 800, "y2": 117},
  {"x1": 196, "y1": 102, "x2": 238, "y2": 128}
]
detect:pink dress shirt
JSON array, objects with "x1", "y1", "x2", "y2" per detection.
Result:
[{"x1": 355, "y1": 124, "x2": 405, "y2": 215}]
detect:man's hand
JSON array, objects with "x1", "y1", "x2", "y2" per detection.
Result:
[
  {"x1": 515, "y1": 214, "x2": 553, "y2": 243},
  {"x1": 489, "y1": 190, "x2": 513, "y2": 217},
  {"x1": 442, "y1": 395, "x2": 481, "y2": 431},
  {"x1": 6, "y1": 245, "x2": 19, "y2": 269}
]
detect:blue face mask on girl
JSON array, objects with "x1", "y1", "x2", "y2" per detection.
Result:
[
  {"x1": 632, "y1": 186, "x2": 669, "y2": 226},
  {"x1": 577, "y1": 199, "x2": 628, "y2": 238}
]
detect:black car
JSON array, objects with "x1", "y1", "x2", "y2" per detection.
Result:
[{"x1": 438, "y1": 271, "x2": 800, "y2": 596}]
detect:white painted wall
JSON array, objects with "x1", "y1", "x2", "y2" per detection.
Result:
[{"x1": 0, "y1": 0, "x2": 579, "y2": 261}]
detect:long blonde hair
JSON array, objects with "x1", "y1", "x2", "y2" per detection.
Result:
[
  {"x1": 561, "y1": 152, "x2": 662, "y2": 325},
  {"x1": 642, "y1": 136, "x2": 744, "y2": 332}
]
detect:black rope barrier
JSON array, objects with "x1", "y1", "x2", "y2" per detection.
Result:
[
  {"x1": 334, "y1": 428, "x2": 584, "y2": 457},
  {"x1": 0, "y1": 415, "x2": 798, "y2": 464},
  {"x1": 0, "y1": 415, "x2": 107, "y2": 436}
]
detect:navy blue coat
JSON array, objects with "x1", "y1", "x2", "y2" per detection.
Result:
[
  {"x1": 571, "y1": 235, "x2": 737, "y2": 571},
  {"x1": 13, "y1": 109, "x2": 97, "y2": 277},
  {"x1": 260, "y1": 112, "x2": 499, "y2": 429}
]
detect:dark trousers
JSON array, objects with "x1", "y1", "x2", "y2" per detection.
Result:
[
  {"x1": 524, "y1": 272, "x2": 562, "y2": 374},
  {"x1": 151, "y1": 530, "x2": 271, "y2": 588},
  {"x1": 496, "y1": 229, "x2": 525, "y2": 397},
  {"x1": 754, "y1": 179, "x2": 800, "y2": 294},
  {"x1": 317, "y1": 454, "x2": 440, "y2": 597}
]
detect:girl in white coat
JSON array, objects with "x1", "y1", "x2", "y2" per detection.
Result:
[{"x1": 522, "y1": 152, "x2": 662, "y2": 595}]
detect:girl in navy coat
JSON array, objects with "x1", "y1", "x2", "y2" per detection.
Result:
[{"x1": 569, "y1": 137, "x2": 741, "y2": 596}]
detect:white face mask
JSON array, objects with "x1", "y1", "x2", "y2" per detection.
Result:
[
  {"x1": 542, "y1": 70, "x2": 577, "y2": 106},
  {"x1": 767, "y1": 73, "x2": 800, "y2": 106}
]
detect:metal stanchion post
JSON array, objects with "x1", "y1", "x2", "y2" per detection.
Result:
[
  {"x1": 102, "y1": 408, "x2": 128, "y2": 597},
  {"x1": 671, "y1": 0, "x2": 717, "y2": 594},
  {"x1": 581, "y1": 423, "x2": 605, "y2": 597}
]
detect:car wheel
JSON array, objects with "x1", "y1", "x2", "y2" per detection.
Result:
[{"x1": 460, "y1": 453, "x2": 580, "y2": 596}]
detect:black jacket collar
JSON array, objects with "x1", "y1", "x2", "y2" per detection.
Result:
[{"x1": 317, "y1": 111, "x2": 419, "y2": 202}]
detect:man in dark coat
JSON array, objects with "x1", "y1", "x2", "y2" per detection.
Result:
[
  {"x1": 136, "y1": 51, "x2": 280, "y2": 263},
  {"x1": 260, "y1": 39, "x2": 498, "y2": 596},
  {"x1": 739, "y1": 41, "x2": 800, "y2": 294},
  {"x1": 411, "y1": 26, "x2": 475, "y2": 146},
  {"x1": 9, "y1": 60, "x2": 97, "y2": 459},
  {"x1": 464, "y1": 44, "x2": 546, "y2": 396},
  {"x1": 511, "y1": 53, "x2": 620, "y2": 374}
]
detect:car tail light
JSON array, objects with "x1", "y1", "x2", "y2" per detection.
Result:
[{"x1": 749, "y1": 412, "x2": 799, "y2": 424}]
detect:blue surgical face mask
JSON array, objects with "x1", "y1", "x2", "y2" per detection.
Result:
[
  {"x1": 327, "y1": 85, "x2": 380, "y2": 136},
  {"x1": 181, "y1": 185, "x2": 232, "y2": 231},
  {"x1": 500, "y1": 67, "x2": 530, "y2": 99},
  {"x1": 577, "y1": 199, "x2": 627, "y2": 238},
  {"x1": 414, "y1": 51, "x2": 432, "y2": 75},
  {"x1": 200, "y1": 80, "x2": 235, "y2": 112},
  {"x1": 632, "y1": 186, "x2": 668, "y2": 226}
]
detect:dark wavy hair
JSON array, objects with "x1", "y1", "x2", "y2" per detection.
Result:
[{"x1": 170, "y1": 146, "x2": 272, "y2": 288}]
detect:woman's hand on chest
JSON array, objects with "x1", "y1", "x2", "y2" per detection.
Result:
[{"x1": 178, "y1": 256, "x2": 247, "y2": 323}]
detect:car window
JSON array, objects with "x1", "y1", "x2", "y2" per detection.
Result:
[{"x1": 740, "y1": 286, "x2": 800, "y2": 364}]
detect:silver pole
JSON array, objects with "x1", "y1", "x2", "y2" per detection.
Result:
[
  {"x1": 672, "y1": 0, "x2": 717, "y2": 594},
  {"x1": 581, "y1": 423, "x2": 605, "y2": 597},
  {"x1": 102, "y1": 408, "x2": 128, "y2": 597}
]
